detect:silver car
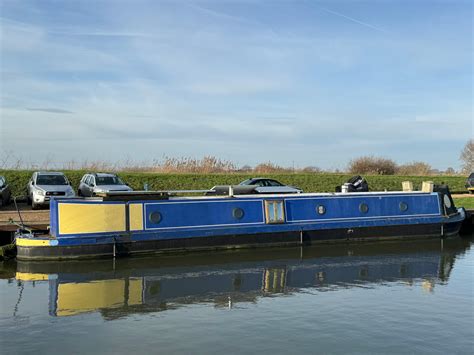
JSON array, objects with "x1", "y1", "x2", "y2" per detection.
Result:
[
  {"x1": 78, "y1": 173, "x2": 133, "y2": 197},
  {"x1": 239, "y1": 178, "x2": 303, "y2": 194},
  {"x1": 27, "y1": 172, "x2": 75, "y2": 209}
]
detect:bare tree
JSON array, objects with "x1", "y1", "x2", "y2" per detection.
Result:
[
  {"x1": 460, "y1": 139, "x2": 474, "y2": 174},
  {"x1": 445, "y1": 167, "x2": 456, "y2": 175}
]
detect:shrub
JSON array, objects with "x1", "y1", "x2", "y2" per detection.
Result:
[
  {"x1": 348, "y1": 156, "x2": 397, "y2": 175},
  {"x1": 301, "y1": 166, "x2": 322, "y2": 173},
  {"x1": 397, "y1": 161, "x2": 432, "y2": 176}
]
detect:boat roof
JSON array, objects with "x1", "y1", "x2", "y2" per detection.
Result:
[{"x1": 90, "y1": 190, "x2": 435, "y2": 202}]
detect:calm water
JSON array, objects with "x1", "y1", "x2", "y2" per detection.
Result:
[{"x1": 1, "y1": 237, "x2": 473, "y2": 354}]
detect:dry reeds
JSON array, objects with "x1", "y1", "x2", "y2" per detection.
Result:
[{"x1": 0, "y1": 149, "x2": 461, "y2": 175}]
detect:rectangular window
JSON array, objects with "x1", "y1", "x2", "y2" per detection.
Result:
[{"x1": 265, "y1": 200, "x2": 285, "y2": 224}]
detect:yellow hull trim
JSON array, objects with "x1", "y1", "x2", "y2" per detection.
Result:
[
  {"x1": 16, "y1": 238, "x2": 53, "y2": 247},
  {"x1": 16, "y1": 272, "x2": 50, "y2": 281}
]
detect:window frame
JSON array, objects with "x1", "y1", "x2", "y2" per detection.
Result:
[{"x1": 264, "y1": 200, "x2": 286, "y2": 224}]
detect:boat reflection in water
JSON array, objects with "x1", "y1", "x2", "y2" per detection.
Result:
[{"x1": 9, "y1": 237, "x2": 473, "y2": 319}]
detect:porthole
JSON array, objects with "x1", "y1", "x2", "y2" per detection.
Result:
[
  {"x1": 317, "y1": 205, "x2": 326, "y2": 215},
  {"x1": 232, "y1": 208, "x2": 244, "y2": 220},
  {"x1": 399, "y1": 202, "x2": 408, "y2": 212},
  {"x1": 149, "y1": 211, "x2": 162, "y2": 224},
  {"x1": 359, "y1": 203, "x2": 369, "y2": 214}
]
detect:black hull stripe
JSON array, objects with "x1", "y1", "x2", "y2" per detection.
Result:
[{"x1": 17, "y1": 222, "x2": 462, "y2": 260}]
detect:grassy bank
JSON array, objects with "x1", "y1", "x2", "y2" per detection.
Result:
[
  {"x1": 0, "y1": 170, "x2": 468, "y2": 197},
  {"x1": 452, "y1": 197, "x2": 474, "y2": 209}
]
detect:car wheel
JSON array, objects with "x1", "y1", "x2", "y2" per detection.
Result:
[
  {"x1": 32, "y1": 201, "x2": 39, "y2": 210},
  {"x1": 469, "y1": 190, "x2": 473, "y2": 194},
  {"x1": 78, "y1": 189, "x2": 82, "y2": 197},
  {"x1": 0, "y1": 198, "x2": 3, "y2": 208}
]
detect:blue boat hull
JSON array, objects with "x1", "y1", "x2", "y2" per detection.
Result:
[{"x1": 15, "y1": 192, "x2": 466, "y2": 260}]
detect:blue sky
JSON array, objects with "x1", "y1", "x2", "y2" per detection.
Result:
[{"x1": 0, "y1": 0, "x2": 472, "y2": 170}]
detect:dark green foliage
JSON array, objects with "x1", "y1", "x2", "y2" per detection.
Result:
[{"x1": 0, "y1": 170, "x2": 468, "y2": 197}]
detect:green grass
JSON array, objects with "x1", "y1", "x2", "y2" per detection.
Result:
[
  {"x1": 0, "y1": 169, "x2": 469, "y2": 198},
  {"x1": 453, "y1": 197, "x2": 474, "y2": 209}
]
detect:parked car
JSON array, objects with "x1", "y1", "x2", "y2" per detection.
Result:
[
  {"x1": 238, "y1": 178, "x2": 303, "y2": 194},
  {"x1": 465, "y1": 172, "x2": 474, "y2": 194},
  {"x1": 78, "y1": 173, "x2": 133, "y2": 197},
  {"x1": 27, "y1": 172, "x2": 75, "y2": 209},
  {"x1": 0, "y1": 175, "x2": 12, "y2": 207}
]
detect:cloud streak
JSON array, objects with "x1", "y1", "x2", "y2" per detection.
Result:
[
  {"x1": 26, "y1": 107, "x2": 74, "y2": 114},
  {"x1": 319, "y1": 7, "x2": 389, "y2": 33}
]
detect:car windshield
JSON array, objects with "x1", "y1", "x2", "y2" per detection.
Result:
[
  {"x1": 96, "y1": 176, "x2": 124, "y2": 185},
  {"x1": 239, "y1": 179, "x2": 253, "y2": 186},
  {"x1": 36, "y1": 175, "x2": 67, "y2": 185}
]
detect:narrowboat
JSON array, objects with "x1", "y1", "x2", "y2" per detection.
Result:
[{"x1": 15, "y1": 187, "x2": 465, "y2": 260}]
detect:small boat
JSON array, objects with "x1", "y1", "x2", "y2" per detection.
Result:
[{"x1": 15, "y1": 187, "x2": 466, "y2": 260}]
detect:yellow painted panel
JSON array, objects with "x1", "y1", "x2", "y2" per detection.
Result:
[
  {"x1": 129, "y1": 203, "x2": 144, "y2": 231},
  {"x1": 57, "y1": 279, "x2": 126, "y2": 317},
  {"x1": 58, "y1": 203, "x2": 126, "y2": 235},
  {"x1": 16, "y1": 272, "x2": 49, "y2": 281},
  {"x1": 16, "y1": 238, "x2": 52, "y2": 247},
  {"x1": 128, "y1": 278, "x2": 143, "y2": 305}
]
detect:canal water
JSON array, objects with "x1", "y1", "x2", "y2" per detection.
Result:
[{"x1": 1, "y1": 237, "x2": 473, "y2": 354}]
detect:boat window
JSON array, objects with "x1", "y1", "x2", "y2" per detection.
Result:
[
  {"x1": 399, "y1": 202, "x2": 408, "y2": 212},
  {"x1": 265, "y1": 200, "x2": 285, "y2": 224},
  {"x1": 359, "y1": 203, "x2": 369, "y2": 214},
  {"x1": 232, "y1": 208, "x2": 245, "y2": 220},
  {"x1": 149, "y1": 211, "x2": 162, "y2": 224},
  {"x1": 317, "y1": 205, "x2": 326, "y2": 215}
]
